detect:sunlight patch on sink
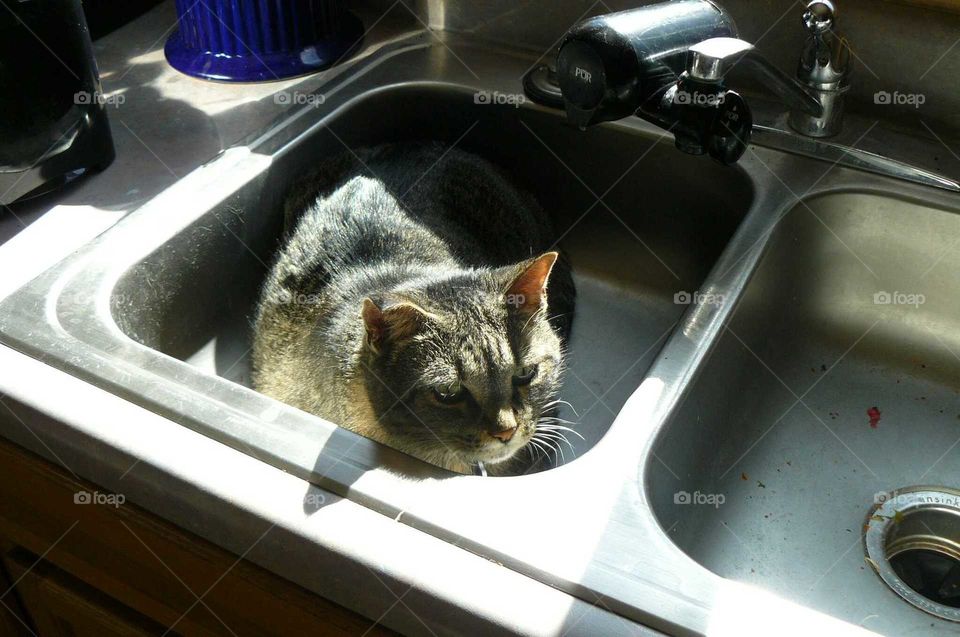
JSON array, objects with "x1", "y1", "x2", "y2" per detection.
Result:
[{"x1": 708, "y1": 580, "x2": 882, "y2": 637}]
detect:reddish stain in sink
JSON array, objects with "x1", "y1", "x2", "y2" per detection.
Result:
[{"x1": 867, "y1": 406, "x2": 882, "y2": 428}]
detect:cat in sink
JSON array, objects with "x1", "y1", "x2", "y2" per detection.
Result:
[{"x1": 252, "y1": 143, "x2": 576, "y2": 475}]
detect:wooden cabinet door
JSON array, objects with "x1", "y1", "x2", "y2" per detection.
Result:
[
  {"x1": 0, "y1": 437, "x2": 394, "y2": 636},
  {"x1": 0, "y1": 550, "x2": 33, "y2": 637},
  {"x1": 3, "y1": 548, "x2": 168, "y2": 637}
]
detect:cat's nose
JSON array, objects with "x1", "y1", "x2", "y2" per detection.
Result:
[
  {"x1": 488, "y1": 407, "x2": 519, "y2": 442},
  {"x1": 488, "y1": 425, "x2": 518, "y2": 442}
]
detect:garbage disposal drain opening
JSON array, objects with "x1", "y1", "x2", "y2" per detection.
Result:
[
  {"x1": 865, "y1": 487, "x2": 960, "y2": 622},
  {"x1": 889, "y1": 549, "x2": 960, "y2": 608}
]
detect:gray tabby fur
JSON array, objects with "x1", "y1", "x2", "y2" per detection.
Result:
[{"x1": 252, "y1": 143, "x2": 575, "y2": 475}]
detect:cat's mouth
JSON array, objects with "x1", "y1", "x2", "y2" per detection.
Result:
[{"x1": 463, "y1": 434, "x2": 531, "y2": 466}]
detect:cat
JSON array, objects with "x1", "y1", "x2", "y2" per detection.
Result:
[{"x1": 252, "y1": 143, "x2": 575, "y2": 475}]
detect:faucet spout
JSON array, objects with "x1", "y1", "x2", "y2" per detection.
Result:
[
  {"x1": 740, "y1": 51, "x2": 824, "y2": 118},
  {"x1": 687, "y1": 38, "x2": 824, "y2": 118}
]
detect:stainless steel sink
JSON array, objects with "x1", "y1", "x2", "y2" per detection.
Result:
[
  {"x1": 2, "y1": 30, "x2": 959, "y2": 636},
  {"x1": 109, "y1": 83, "x2": 752, "y2": 459},
  {"x1": 648, "y1": 192, "x2": 960, "y2": 634}
]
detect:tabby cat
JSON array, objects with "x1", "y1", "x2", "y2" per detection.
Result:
[{"x1": 252, "y1": 143, "x2": 575, "y2": 475}]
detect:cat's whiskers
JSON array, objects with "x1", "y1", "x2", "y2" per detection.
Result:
[
  {"x1": 528, "y1": 437, "x2": 553, "y2": 464},
  {"x1": 537, "y1": 416, "x2": 579, "y2": 427},
  {"x1": 526, "y1": 439, "x2": 549, "y2": 466},
  {"x1": 528, "y1": 430, "x2": 556, "y2": 458},
  {"x1": 535, "y1": 436, "x2": 561, "y2": 464},
  {"x1": 531, "y1": 407, "x2": 583, "y2": 467},
  {"x1": 544, "y1": 312, "x2": 570, "y2": 325},
  {"x1": 519, "y1": 304, "x2": 547, "y2": 336},
  {"x1": 530, "y1": 426, "x2": 571, "y2": 464},
  {"x1": 548, "y1": 435, "x2": 567, "y2": 464},
  {"x1": 536, "y1": 423, "x2": 585, "y2": 440},
  {"x1": 535, "y1": 430, "x2": 576, "y2": 455},
  {"x1": 541, "y1": 398, "x2": 580, "y2": 418}
]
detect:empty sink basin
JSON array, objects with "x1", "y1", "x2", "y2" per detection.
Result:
[{"x1": 649, "y1": 191, "x2": 960, "y2": 635}]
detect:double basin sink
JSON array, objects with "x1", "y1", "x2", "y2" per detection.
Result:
[{"x1": 2, "y1": 33, "x2": 959, "y2": 636}]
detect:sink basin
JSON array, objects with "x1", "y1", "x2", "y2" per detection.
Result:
[
  {"x1": 109, "y1": 84, "x2": 751, "y2": 461},
  {"x1": 0, "y1": 34, "x2": 762, "y2": 633},
  {"x1": 649, "y1": 192, "x2": 960, "y2": 635}
]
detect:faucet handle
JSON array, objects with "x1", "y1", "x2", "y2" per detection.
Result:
[
  {"x1": 688, "y1": 38, "x2": 754, "y2": 82},
  {"x1": 796, "y1": 0, "x2": 848, "y2": 89},
  {"x1": 801, "y1": 0, "x2": 836, "y2": 35}
]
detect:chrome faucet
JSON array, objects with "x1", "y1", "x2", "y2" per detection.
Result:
[
  {"x1": 789, "y1": 0, "x2": 850, "y2": 137},
  {"x1": 554, "y1": 0, "x2": 851, "y2": 164}
]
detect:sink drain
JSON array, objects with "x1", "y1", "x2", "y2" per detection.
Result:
[{"x1": 865, "y1": 487, "x2": 960, "y2": 622}]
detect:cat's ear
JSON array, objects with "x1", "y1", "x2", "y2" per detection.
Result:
[
  {"x1": 361, "y1": 298, "x2": 428, "y2": 352},
  {"x1": 504, "y1": 252, "x2": 558, "y2": 315}
]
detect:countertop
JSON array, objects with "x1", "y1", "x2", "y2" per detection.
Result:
[{"x1": 2, "y1": 0, "x2": 417, "y2": 283}]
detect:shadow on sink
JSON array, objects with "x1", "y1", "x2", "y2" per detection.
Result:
[
  {"x1": 648, "y1": 192, "x2": 960, "y2": 633},
  {"x1": 111, "y1": 85, "x2": 753, "y2": 469}
]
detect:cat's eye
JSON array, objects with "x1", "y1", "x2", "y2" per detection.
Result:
[
  {"x1": 432, "y1": 381, "x2": 467, "y2": 405},
  {"x1": 513, "y1": 364, "x2": 539, "y2": 386}
]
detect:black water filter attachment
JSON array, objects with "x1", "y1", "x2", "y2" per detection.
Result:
[
  {"x1": 557, "y1": 0, "x2": 737, "y2": 129},
  {"x1": 0, "y1": 0, "x2": 115, "y2": 205}
]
